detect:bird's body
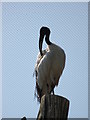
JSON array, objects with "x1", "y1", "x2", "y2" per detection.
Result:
[{"x1": 34, "y1": 27, "x2": 66, "y2": 102}]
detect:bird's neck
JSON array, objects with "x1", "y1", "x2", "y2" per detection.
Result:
[{"x1": 45, "y1": 37, "x2": 52, "y2": 45}]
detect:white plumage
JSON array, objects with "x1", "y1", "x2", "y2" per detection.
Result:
[{"x1": 34, "y1": 27, "x2": 66, "y2": 102}]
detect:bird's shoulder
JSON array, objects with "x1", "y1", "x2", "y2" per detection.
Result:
[{"x1": 37, "y1": 49, "x2": 47, "y2": 60}]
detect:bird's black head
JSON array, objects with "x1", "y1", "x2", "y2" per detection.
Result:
[
  {"x1": 39, "y1": 26, "x2": 51, "y2": 56},
  {"x1": 40, "y1": 26, "x2": 50, "y2": 37}
]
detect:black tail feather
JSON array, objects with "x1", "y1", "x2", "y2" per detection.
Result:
[{"x1": 35, "y1": 80, "x2": 42, "y2": 102}]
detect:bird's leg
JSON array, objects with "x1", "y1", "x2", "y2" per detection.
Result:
[
  {"x1": 46, "y1": 83, "x2": 49, "y2": 94},
  {"x1": 50, "y1": 87, "x2": 54, "y2": 95},
  {"x1": 52, "y1": 88, "x2": 54, "y2": 95},
  {"x1": 50, "y1": 81, "x2": 55, "y2": 95}
]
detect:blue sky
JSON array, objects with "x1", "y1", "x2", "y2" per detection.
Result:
[
  {"x1": 0, "y1": 3, "x2": 2, "y2": 120},
  {"x1": 2, "y1": 2, "x2": 88, "y2": 118}
]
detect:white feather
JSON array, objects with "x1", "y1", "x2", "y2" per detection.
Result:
[{"x1": 35, "y1": 43, "x2": 66, "y2": 98}]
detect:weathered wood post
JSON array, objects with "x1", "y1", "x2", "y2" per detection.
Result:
[{"x1": 37, "y1": 94, "x2": 70, "y2": 120}]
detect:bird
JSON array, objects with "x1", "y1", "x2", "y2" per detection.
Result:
[{"x1": 34, "y1": 26, "x2": 66, "y2": 102}]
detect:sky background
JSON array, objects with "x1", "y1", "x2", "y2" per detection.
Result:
[
  {"x1": 2, "y1": 2, "x2": 88, "y2": 118},
  {"x1": 0, "y1": 2, "x2": 2, "y2": 120}
]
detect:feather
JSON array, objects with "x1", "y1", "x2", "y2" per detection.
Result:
[{"x1": 34, "y1": 44, "x2": 66, "y2": 102}]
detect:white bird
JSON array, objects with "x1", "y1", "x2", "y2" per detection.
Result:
[{"x1": 34, "y1": 26, "x2": 66, "y2": 102}]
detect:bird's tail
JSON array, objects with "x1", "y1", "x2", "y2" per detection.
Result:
[
  {"x1": 35, "y1": 80, "x2": 42, "y2": 102},
  {"x1": 33, "y1": 69, "x2": 42, "y2": 102}
]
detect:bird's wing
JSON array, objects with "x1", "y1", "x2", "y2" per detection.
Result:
[{"x1": 51, "y1": 50, "x2": 66, "y2": 86}]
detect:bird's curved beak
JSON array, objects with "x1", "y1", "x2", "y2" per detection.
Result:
[{"x1": 39, "y1": 35, "x2": 44, "y2": 56}]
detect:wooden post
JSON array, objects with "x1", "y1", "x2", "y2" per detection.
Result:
[{"x1": 37, "y1": 94, "x2": 70, "y2": 120}]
